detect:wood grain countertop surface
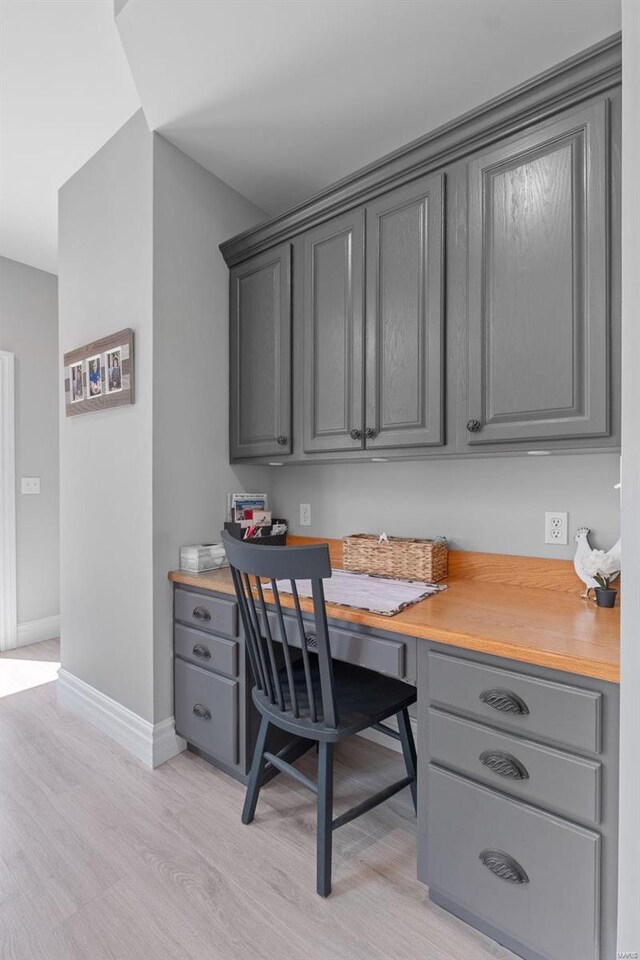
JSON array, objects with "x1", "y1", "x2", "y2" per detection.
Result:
[{"x1": 168, "y1": 536, "x2": 620, "y2": 683}]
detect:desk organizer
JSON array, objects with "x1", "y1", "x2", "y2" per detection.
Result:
[
  {"x1": 343, "y1": 533, "x2": 448, "y2": 583},
  {"x1": 224, "y1": 520, "x2": 288, "y2": 546}
]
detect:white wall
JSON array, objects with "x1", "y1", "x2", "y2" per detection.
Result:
[
  {"x1": 272, "y1": 453, "x2": 620, "y2": 560},
  {"x1": 152, "y1": 134, "x2": 270, "y2": 722},
  {"x1": 0, "y1": 256, "x2": 59, "y2": 626},
  {"x1": 617, "y1": 3, "x2": 640, "y2": 953},
  {"x1": 58, "y1": 110, "x2": 155, "y2": 721}
]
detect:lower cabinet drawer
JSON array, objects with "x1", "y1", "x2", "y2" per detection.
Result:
[
  {"x1": 174, "y1": 588, "x2": 238, "y2": 638},
  {"x1": 427, "y1": 766, "x2": 600, "y2": 960},
  {"x1": 263, "y1": 611, "x2": 407, "y2": 679},
  {"x1": 174, "y1": 624, "x2": 238, "y2": 678},
  {"x1": 174, "y1": 659, "x2": 239, "y2": 766},
  {"x1": 428, "y1": 707, "x2": 601, "y2": 824},
  {"x1": 428, "y1": 650, "x2": 602, "y2": 753},
  {"x1": 327, "y1": 626, "x2": 406, "y2": 678}
]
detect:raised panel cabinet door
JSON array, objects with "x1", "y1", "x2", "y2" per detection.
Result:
[
  {"x1": 230, "y1": 244, "x2": 292, "y2": 459},
  {"x1": 303, "y1": 211, "x2": 365, "y2": 453},
  {"x1": 466, "y1": 100, "x2": 609, "y2": 445},
  {"x1": 365, "y1": 173, "x2": 445, "y2": 449}
]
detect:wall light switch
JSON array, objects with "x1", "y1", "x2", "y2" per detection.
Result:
[
  {"x1": 300, "y1": 503, "x2": 311, "y2": 526},
  {"x1": 21, "y1": 477, "x2": 40, "y2": 495}
]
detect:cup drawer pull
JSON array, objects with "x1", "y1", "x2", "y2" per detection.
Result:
[
  {"x1": 479, "y1": 688, "x2": 529, "y2": 716},
  {"x1": 192, "y1": 605, "x2": 211, "y2": 622},
  {"x1": 479, "y1": 849, "x2": 529, "y2": 885},
  {"x1": 193, "y1": 703, "x2": 212, "y2": 720},
  {"x1": 479, "y1": 750, "x2": 529, "y2": 780},
  {"x1": 192, "y1": 643, "x2": 211, "y2": 660}
]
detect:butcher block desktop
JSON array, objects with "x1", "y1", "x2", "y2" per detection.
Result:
[{"x1": 169, "y1": 536, "x2": 620, "y2": 683}]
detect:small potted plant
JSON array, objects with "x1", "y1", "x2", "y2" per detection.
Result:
[{"x1": 583, "y1": 552, "x2": 619, "y2": 607}]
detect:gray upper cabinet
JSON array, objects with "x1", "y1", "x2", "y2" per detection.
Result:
[
  {"x1": 230, "y1": 244, "x2": 292, "y2": 459},
  {"x1": 222, "y1": 39, "x2": 620, "y2": 464},
  {"x1": 303, "y1": 212, "x2": 365, "y2": 453},
  {"x1": 465, "y1": 101, "x2": 609, "y2": 446},
  {"x1": 365, "y1": 174, "x2": 444, "y2": 449}
]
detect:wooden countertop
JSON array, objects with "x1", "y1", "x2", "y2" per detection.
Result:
[{"x1": 169, "y1": 537, "x2": 620, "y2": 683}]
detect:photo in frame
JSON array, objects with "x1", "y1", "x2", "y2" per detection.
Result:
[
  {"x1": 70, "y1": 360, "x2": 84, "y2": 403},
  {"x1": 64, "y1": 328, "x2": 134, "y2": 416},
  {"x1": 86, "y1": 354, "x2": 103, "y2": 398}
]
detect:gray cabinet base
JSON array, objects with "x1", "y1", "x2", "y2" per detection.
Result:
[
  {"x1": 429, "y1": 890, "x2": 547, "y2": 960},
  {"x1": 186, "y1": 743, "x2": 251, "y2": 785},
  {"x1": 186, "y1": 715, "x2": 316, "y2": 788}
]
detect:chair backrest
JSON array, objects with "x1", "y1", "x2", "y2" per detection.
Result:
[{"x1": 220, "y1": 531, "x2": 338, "y2": 728}]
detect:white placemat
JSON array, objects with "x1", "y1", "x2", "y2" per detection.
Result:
[{"x1": 276, "y1": 568, "x2": 446, "y2": 617}]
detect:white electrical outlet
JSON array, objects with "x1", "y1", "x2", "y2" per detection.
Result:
[
  {"x1": 300, "y1": 503, "x2": 311, "y2": 526},
  {"x1": 545, "y1": 511, "x2": 568, "y2": 545},
  {"x1": 21, "y1": 477, "x2": 40, "y2": 495}
]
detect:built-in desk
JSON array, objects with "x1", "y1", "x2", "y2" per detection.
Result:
[
  {"x1": 168, "y1": 538, "x2": 619, "y2": 960},
  {"x1": 170, "y1": 536, "x2": 620, "y2": 682}
]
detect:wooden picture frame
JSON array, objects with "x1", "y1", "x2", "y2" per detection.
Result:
[{"x1": 64, "y1": 328, "x2": 134, "y2": 416}]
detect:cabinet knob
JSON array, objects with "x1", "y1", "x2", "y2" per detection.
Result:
[
  {"x1": 192, "y1": 606, "x2": 211, "y2": 622},
  {"x1": 349, "y1": 429, "x2": 362, "y2": 440},
  {"x1": 192, "y1": 703, "x2": 212, "y2": 721},
  {"x1": 479, "y1": 750, "x2": 529, "y2": 781},
  {"x1": 365, "y1": 427, "x2": 377, "y2": 439},
  {"x1": 192, "y1": 643, "x2": 211, "y2": 660},
  {"x1": 467, "y1": 419, "x2": 482, "y2": 433},
  {"x1": 479, "y1": 850, "x2": 529, "y2": 885},
  {"x1": 276, "y1": 435, "x2": 288, "y2": 445},
  {"x1": 479, "y1": 688, "x2": 529, "y2": 716}
]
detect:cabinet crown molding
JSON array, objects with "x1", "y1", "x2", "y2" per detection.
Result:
[{"x1": 220, "y1": 32, "x2": 621, "y2": 268}]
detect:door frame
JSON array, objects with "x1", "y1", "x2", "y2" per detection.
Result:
[{"x1": 0, "y1": 350, "x2": 17, "y2": 652}]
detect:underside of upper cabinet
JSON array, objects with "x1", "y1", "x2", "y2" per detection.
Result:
[{"x1": 223, "y1": 34, "x2": 621, "y2": 465}]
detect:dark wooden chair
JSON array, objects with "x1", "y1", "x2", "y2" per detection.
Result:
[{"x1": 221, "y1": 531, "x2": 417, "y2": 896}]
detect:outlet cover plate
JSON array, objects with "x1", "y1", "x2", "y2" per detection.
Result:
[{"x1": 545, "y1": 511, "x2": 568, "y2": 545}]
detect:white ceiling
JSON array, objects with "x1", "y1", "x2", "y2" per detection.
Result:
[
  {"x1": 0, "y1": 0, "x2": 140, "y2": 274},
  {"x1": 1, "y1": 0, "x2": 620, "y2": 275},
  {"x1": 117, "y1": 0, "x2": 621, "y2": 218}
]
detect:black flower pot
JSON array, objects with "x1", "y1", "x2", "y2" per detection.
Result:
[{"x1": 595, "y1": 587, "x2": 617, "y2": 608}]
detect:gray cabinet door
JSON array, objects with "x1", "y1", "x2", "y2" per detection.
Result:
[
  {"x1": 303, "y1": 211, "x2": 365, "y2": 453},
  {"x1": 230, "y1": 244, "x2": 292, "y2": 459},
  {"x1": 365, "y1": 173, "x2": 444, "y2": 449},
  {"x1": 465, "y1": 100, "x2": 609, "y2": 445}
]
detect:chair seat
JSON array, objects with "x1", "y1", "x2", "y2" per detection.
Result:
[{"x1": 252, "y1": 657, "x2": 416, "y2": 742}]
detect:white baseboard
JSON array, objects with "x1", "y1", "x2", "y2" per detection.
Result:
[
  {"x1": 358, "y1": 714, "x2": 418, "y2": 753},
  {"x1": 17, "y1": 614, "x2": 60, "y2": 647},
  {"x1": 152, "y1": 716, "x2": 187, "y2": 766},
  {"x1": 57, "y1": 668, "x2": 186, "y2": 768}
]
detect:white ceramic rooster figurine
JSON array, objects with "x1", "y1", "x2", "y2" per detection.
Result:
[{"x1": 573, "y1": 528, "x2": 621, "y2": 599}]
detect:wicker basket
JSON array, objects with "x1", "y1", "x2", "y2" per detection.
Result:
[{"x1": 342, "y1": 533, "x2": 448, "y2": 583}]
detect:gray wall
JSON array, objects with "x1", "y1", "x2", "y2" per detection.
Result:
[
  {"x1": 58, "y1": 110, "x2": 155, "y2": 721},
  {"x1": 152, "y1": 133, "x2": 270, "y2": 723},
  {"x1": 58, "y1": 116, "x2": 270, "y2": 726},
  {"x1": 0, "y1": 256, "x2": 59, "y2": 624},
  {"x1": 271, "y1": 453, "x2": 620, "y2": 560}
]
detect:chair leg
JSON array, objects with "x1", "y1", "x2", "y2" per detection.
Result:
[
  {"x1": 397, "y1": 708, "x2": 417, "y2": 812},
  {"x1": 316, "y1": 741, "x2": 334, "y2": 896},
  {"x1": 242, "y1": 716, "x2": 270, "y2": 825}
]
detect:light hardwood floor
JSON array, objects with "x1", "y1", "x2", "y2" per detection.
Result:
[{"x1": 0, "y1": 640, "x2": 516, "y2": 960}]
